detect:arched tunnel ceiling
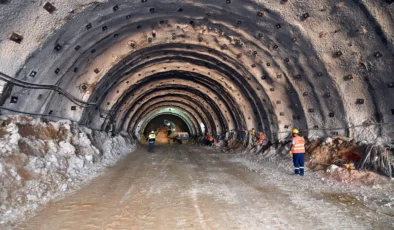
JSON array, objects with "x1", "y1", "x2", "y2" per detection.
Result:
[{"x1": 0, "y1": 0, "x2": 394, "y2": 142}]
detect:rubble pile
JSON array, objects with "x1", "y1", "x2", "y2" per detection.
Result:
[
  {"x1": 306, "y1": 136, "x2": 393, "y2": 184},
  {"x1": 0, "y1": 115, "x2": 136, "y2": 225}
]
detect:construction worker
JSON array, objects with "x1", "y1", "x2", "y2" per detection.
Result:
[
  {"x1": 257, "y1": 131, "x2": 265, "y2": 145},
  {"x1": 289, "y1": 129, "x2": 306, "y2": 176},
  {"x1": 250, "y1": 128, "x2": 256, "y2": 145},
  {"x1": 208, "y1": 134, "x2": 214, "y2": 146},
  {"x1": 205, "y1": 133, "x2": 210, "y2": 146},
  {"x1": 147, "y1": 131, "x2": 156, "y2": 153}
]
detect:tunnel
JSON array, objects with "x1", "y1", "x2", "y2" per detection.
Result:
[
  {"x1": 0, "y1": 0, "x2": 394, "y2": 229},
  {"x1": 0, "y1": 0, "x2": 393, "y2": 143}
]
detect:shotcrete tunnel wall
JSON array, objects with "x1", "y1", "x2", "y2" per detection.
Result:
[{"x1": 0, "y1": 0, "x2": 394, "y2": 143}]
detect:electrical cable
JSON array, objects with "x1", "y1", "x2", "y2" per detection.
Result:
[{"x1": 0, "y1": 71, "x2": 96, "y2": 107}]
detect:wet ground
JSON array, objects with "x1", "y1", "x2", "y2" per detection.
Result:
[{"x1": 15, "y1": 145, "x2": 394, "y2": 230}]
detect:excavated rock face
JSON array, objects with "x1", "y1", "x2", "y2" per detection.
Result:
[{"x1": 0, "y1": 0, "x2": 393, "y2": 142}]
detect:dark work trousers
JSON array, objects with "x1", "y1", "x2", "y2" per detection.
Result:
[
  {"x1": 148, "y1": 142, "x2": 155, "y2": 153},
  {"x1": 293, "y1": 153, "x2": 305, "y2": 176}
]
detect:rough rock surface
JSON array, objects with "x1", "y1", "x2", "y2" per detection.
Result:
[{"x1": 0, "y1": 115, "x2": 136, "y2": 226}]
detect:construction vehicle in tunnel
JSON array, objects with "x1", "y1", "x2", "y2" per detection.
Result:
[{"x1": 163, "y1": 119, "x2": 189, "y2": 144}]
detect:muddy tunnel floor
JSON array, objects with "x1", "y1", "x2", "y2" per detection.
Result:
[{"x1": 13, "y1": 145, "x2": 393, "y2": 230}]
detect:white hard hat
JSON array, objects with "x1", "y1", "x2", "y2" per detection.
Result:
[{"x1": 151, "y1": 131, "x2": 154, "y2": 134}]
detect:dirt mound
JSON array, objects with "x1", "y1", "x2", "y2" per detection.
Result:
[{"x1": 307, "y1": 137, "x2": 364, "y2": 171}]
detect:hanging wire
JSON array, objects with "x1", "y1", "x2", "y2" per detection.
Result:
[{"x1": 0, "y1": 71, "x2": 96, "y2": 107}]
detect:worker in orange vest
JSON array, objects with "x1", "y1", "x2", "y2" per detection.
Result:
[
  {"x1": 289, "y1": 129, "x2": 306, "y2": 176},
  {"x1": 257, "y1": 131, "x2": 265, "y2": 145},
  {"x1": 208, "y1": 134, "x2": 214, "y2": 146}
]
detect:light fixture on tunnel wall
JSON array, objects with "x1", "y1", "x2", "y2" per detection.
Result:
[
  {"x1": 303, "y1": 92, "x2": 308, "y2": 96},
  {"x1": 336, "y1": 51, "x2": 343, "y2": 57},
  {"x1": 302, "y1": 13, "x2": 310, "y2": 20},
  {"x1": 356, "y1": 99, "x2": 365, "y2": 104},
  {"x1": 374, "y1": 51, "x2": 383, "y2": 58},
  {"x1": 102, "y1": 26, "x2": 107, "y2": 31},
  {"x1": 276, "y1": 24, "x2": 282, "y2": 29},
  {"x1": 113, "y1": 5, "x2": 119, "y2": 11},
  {"x1": 226, "y1": 0, "x2": 231, "y2": 4},
  {"x1": 257, "y1": 12, "x2": 264, "y2": 17},
  {"x1": 54, "y1": 68, "x2": 60, "y2": 74},
  {"x1": 258, "y1": 33, "x2": 263, "y2": 38},
  {"x1": 388, "y1": 82, "x2": 394, "y2": 88},
  {"x1": 71, "y1": 106, "x2": 76, "y2": 111},
  {"x1": 267, "y1": 63, "x2": 271, "y2": 67},
  {"x1": 285, "y1": 58, "x2": 290, "y2": 62},
  {"x1": 329, "y1": 112, "x2": 335, "y2": 117},
  {"x1": 10, "y1": 96, "x2": 18, "y2": 103},
  {"x1": 9, "y1": 32, "x2": 23, "y2": 44},
  {"x1": 43, "y1": 2, "x2": 56, "y2": 14},
  {"x1": 292, "y1": 37, "x2": 297, "y2": 42},
  {"x1": 75, "y1": 45, "x2": 81, "y2": 51},
  {"x1": 325, "y1": 92, "x2": 331, "y2": 98},
  {"x1": 261, "y1": 75, "x2": 267, "y2": 80},
  {"x1": 317, "y1": 72, "x2": 323, "y2": 77},
  {"x1": 270, "y1": 88, "x2": 275, "y2": 91},
  {"x1": 86, "y1": 23, "x2": 92, "y2": 30},
  {"x1": 54, "y1": 44, "x2": 62, "y2": 51},
  {"x1": 273, "y1": 44, "x2": 279, "y2": 50},
  {"x1": 141, "y1": 0, "x2": 147, "y2": 2},
  {"x1": 308, "y1": 108, "x2": 314, "y2": 113},
  {"x1": 29, "y1": 71, "x2": 37, "y2": 78}
]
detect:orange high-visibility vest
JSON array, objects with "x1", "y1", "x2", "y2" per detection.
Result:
[{"x1": 291, "y1": 136, "x2": 305, "y2": 154}]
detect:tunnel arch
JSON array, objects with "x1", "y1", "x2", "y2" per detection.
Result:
[
  {"x1": 0, "y1": 0, "x2": 393, "y2": 143},
  {"x1": 137, "y1": 109, "x2": 197, "y2": 139}
]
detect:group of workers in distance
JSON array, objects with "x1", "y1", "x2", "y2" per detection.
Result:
[
  {"x1": 250, "y1": 128, "x2": 265, "y2": 145},
  {"x1": 147, "y1": 128, "x2": 306, "y2": 176}
]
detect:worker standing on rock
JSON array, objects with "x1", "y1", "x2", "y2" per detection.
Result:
[
  {"x1": 148, "y1": 131, "x2": 156, "y2": 153},
  {"x1": 289, "y1": 129, "x2": 306, "y2": 176}
]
